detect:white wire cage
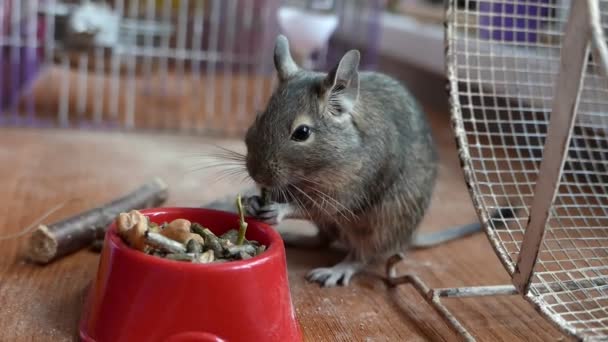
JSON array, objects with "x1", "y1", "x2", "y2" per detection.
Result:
[
  {"x1": 0, "y1": 0, "x2": 384, "y2": 136},
  {"x1": 447, "y1": 0, "x2": 608, "y2": 340}
]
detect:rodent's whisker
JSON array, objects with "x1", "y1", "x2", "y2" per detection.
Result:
[
  {"x1": 184, "y1": 162, "x2": 245, "y2": 174},
  {"x1": 180, "y1": 144, "x2": 246, "y2": 161},
  {"x1": 207, "y1": 157, "x2": 244, "y2": 164},
  {"x1": 282, "y1": 186, "x2": 295, "y2": 207},
  {"x1": 294, "y1": 173, "x2": 324, "y2": 187},
  {"x1": 279, "y1": 187, "x2": 288, "y2": 203},
  {"x1": 179, "y1": 154, "x2": 218, "y2": 160},
  {"x1": 214, "y1": 169, "x2": 249, "y2": 184},
  {"x1": 207, "y1": 153, "x2": 246, "y2": 163},
  {"x1": 209, "y1": 144, "x2": 246, "y2": 159},
  {"x1": 211, "y1": 144, "x2": 245, "y2": 155},
  {"x1": 183, "y1": 163, "x2": 247, "y2": 187},
  {"x1": 216, "y1": 165, "x2": 248, "y2": 175},
  {"x1": 273, "y1": 187, "x2": 284, "y2": 203},
  {"x1": 293, "y1": 175, "x2": 355, "y2": 220},
  {"x1": 211, "y1": 149, "x2": 246, "y2": 158},
  {"x1": 185, "y1": 149, "x2": 246, "y2": 166},
  {"x1": 291, "y1": 179, "x2": 354, "y2": 222},
  {"x1": 297, "y1": 170, "x2": 365, "y2": 218},
  {"x1": 309, "y1": 168, "x2": 349, "y2": 184},
  {"x1": 187, "y1": 160, "x2": 244, "y2": 167},
  {"x1": 291, "y1": 184, "x2": 336, "y2": 221},
  {"x1": 183, "y1": 156, "x2": 245, "y2": 167},
  {"x1": 293, "y1": 175, "x2": 336, "y2": 205},
  {"x1": 286, "y1": 186, "x2": 310, "y2": 220},
  {"x1": 230, "y1": 172, "x2": 252, "y2": 186},
  {"x1": 302, "y1": 183, "x2": 354, "y2": 221},
  {"x1": 274, "y1": 186, "x2": 291, "y2": 204}
]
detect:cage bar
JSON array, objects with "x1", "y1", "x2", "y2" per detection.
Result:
[{"x1": 513, "y1": 0, "x2": 593, "y2": 294}]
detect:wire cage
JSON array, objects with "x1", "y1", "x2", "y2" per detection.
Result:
[
  {"x1": 0, "y1": 0, "x2": 384, "y2": 136},
  {"x1": 446, "y1": 0, "x2": 608, "y2": 340}
]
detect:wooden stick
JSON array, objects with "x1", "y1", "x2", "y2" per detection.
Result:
[
  {"x1": 145, "y1": 231, "x2": 186, "y2": 254},
  {"x1": 27, "y1": 178, "x2": 169, "y2": 264}
]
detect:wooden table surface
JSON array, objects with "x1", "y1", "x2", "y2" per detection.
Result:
[{"x1": 0, "y1": 111, "x2": 565, "y2": 341}]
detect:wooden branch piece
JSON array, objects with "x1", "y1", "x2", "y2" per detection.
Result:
[{"x1": 27, "y1": 178, "x2": 169, "y2": 264}]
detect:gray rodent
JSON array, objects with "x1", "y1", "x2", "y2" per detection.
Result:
[{"x1": 204, "y1": 35, "x2": 513, "y2": 287}]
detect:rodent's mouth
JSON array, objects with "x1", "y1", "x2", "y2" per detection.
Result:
[
  {"x1": 247, "y1": 167, "x2": 305, "y2": 195},
  {"x1": 254, "y1": 182, "x2": 303, "y2": 204}
]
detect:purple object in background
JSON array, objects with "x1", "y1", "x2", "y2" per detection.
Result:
[
  {"x1": 478, "y1": 0, "x2": 552, "y2": 43},
  {"x1": 0, "y1": 0, "x2": 43, "y2": 123},
  {"x1": 324, "y1": 0, "x2": 384, "y2": 71},
  {"x1": 1, "y1": 46, "x2": 41, "y2": 117}
]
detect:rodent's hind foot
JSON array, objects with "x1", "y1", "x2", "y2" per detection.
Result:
[{"x1": 305, "y1": 260, "x2": 363, "y2": 287}]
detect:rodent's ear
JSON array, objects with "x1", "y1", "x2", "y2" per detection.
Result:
[
  {"x1": 274, "y1": 35, "x2": 299, "y2": 82},
  {"x1": 323, "y1": 50, "x2": 360, "y2": 115}
]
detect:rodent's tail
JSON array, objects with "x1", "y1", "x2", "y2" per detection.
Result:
[{"x1": 410, "y1": 207, "x2": 515, "y2": 249}]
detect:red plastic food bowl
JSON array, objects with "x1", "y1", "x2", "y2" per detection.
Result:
[{"x1": 79, "y1": 207, "x2": 302, "y2": 342}]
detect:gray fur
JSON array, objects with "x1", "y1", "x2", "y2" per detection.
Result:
[{"x1": 203, "y1": 35, "x2": 477, "y2": 287}]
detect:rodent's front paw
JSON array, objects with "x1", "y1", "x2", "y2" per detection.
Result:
[
  {"x1": 243, "y1": 195, "x2": 288, "y2": 226},
  {"x1": 259, "y1": 201, "x2": 293, "y2": 225},
  {"x1": 242, "y1": 195, "x2": 263, "y2": 217}
]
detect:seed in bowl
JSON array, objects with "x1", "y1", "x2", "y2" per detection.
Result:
[{"x1": 115, "y1": 195, "x2": 266, "y2": 263}]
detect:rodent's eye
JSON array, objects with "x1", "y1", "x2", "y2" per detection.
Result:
[{"x1": 291, "y1": 125, "x2": 312, "y2": 142}]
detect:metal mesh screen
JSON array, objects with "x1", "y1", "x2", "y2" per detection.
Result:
[
  {"x1": 0, "y1": 0, "x2": 382, "y2": 136},
  {"x1": 447, "y1": 0, "x2": 608, "y2": 339}
]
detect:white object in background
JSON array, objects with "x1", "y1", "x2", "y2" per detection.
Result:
[
  {"x1": 68, "y1": 1, "x2": 120, "y2": 48},
  {"x1": 277, "y1": 6, "x2": 339, "y2": 69}
]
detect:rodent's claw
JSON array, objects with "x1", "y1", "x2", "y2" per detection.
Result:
[
  {"x1": 242, "y1": 195, "x2": 262, "y2": 217},
  {"x1": 306, "y1": 261, "x2": 363, "y2": 287},
  {"x1": 257, "y1": 206, "x2": 281, "y2": 225},
  {"x1": 243, "y1": 195, "x2": 290, "y2": 226}
]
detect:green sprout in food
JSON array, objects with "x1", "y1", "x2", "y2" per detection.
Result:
[{"x1": 236, "y1": 194, "x2": 248, "y2": 245}]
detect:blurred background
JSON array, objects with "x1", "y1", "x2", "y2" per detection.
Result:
[
  {"x1": 0, "y1": 2, "x2": 586, "y2": 340},
  {"x1": 0, "y1": 0, "x2": 458, "y2": 137}
]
